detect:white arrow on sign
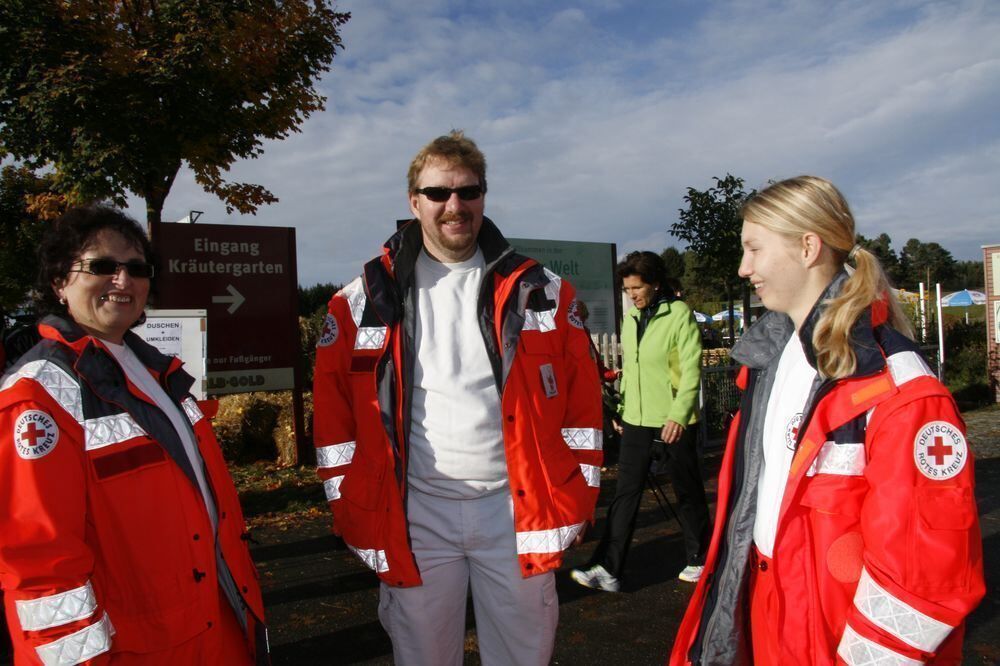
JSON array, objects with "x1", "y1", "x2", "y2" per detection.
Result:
[{"x1": 212, "y1": 284, "x2": 245, "y2": 314}]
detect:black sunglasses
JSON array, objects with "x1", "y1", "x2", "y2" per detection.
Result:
[
  {"x1": 414, "y1": 185, "x2": 483, "y2": 202},
  {"x1": 70, "y1": 258, "x2": 155, "y2": 279}
]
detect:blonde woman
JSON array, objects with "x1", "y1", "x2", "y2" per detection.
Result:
[{"x1": 670, "y1": 177, "x2": 984, "y2": 665}]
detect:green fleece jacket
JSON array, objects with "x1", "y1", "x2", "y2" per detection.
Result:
[{"x1": 620, "y1": 299, "x2": 702, "y2": 427}]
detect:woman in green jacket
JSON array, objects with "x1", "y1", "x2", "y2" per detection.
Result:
[{"x1": 571, "y1": 251, "x2": 711, "y2": 591}]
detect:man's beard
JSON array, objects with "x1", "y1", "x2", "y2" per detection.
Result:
[{"x1": 436, "y1": 212, "x2": 476, "y2": 251}]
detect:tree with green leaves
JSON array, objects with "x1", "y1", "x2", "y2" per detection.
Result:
[
  {"x1": 951, "y1": 260, "x2": 984, "y2": 291},
  {"x1": 0, "y1": 166, "x2": 63, "y2": 313},
  {"x1": 857, "y1": 232, "x2": 904, "y2": 286},
  {"x1": 298, "y1": 282, "x2": 342, "y2": 317},
  {"x1": 0, "y1": 0, "x2": 350, "y2": 241},
  {"x1": 899, "y1": 238, "x2": 957, "y2": 290},
  {"x1": 659, "y1": 246, "x2": 686, "y2": 281},
  {"x1": 671, "y1": 174, "x2": 754, "y2": 342}
]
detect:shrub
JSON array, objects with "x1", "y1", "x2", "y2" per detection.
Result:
[
  {"x1": 213, "y1": 391, "x2": 314, "y2": 466},
  {"x1": 943, "y1": 319, "x2": 990, "y2": 409}
]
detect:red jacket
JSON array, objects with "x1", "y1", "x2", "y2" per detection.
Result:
[
  {"x1": 671, "y1": 288, "x2": 984, "y2": 665},
  {"x1": 0, "y1": 316, "x2": 266, "y2": 665},
  {"x1": 313, "y1": 219, "x2": 603, "y2": 587}
]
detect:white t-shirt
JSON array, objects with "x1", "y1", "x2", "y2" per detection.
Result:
[
  {"x1": 753, "y1": 333, "x2": 817, "y2": 557},
  {"x1": 105, "y1": 340, "x2": 218, "y2": 529},
  {"x1": 407, "y1": 248, "x2": 507, "y2": 499}
]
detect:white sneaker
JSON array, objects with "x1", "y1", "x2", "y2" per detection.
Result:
[
  {"x1": 678, "y1": 565, "x2": 704, "y2": 583},
  {"x1": 570, "y1": 564, "x2": 621, "y2": 592}
]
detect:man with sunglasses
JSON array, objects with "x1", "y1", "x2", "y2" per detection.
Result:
[{"x1": 313, "y1": 131, "x2": 603, "y2": 664}]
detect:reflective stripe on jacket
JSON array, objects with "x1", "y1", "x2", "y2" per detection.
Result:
[
  {"x1": 670, "y1": 276, "x2": 984, "y2": 665},
  {"x1": 312, "y1": 218, "x2": 603, "y2": 587},
  {"x1": 0, "y1": 316, "x2": 266, "y2": 665}
]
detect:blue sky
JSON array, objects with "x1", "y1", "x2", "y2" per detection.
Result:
[{"x1": 126, "y1": 0, "x2": 1000, "y2": 287}]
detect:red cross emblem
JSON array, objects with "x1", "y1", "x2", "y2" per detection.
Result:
[
  {"x1": 318, "y1": 313, "x2": 338, "y2": 346},
  {"x1": 19, "y1": 422, "x2": 46, "y2": 447},
  {"x1": 926, "y1": 436, "x2": 953, "y2": 466}
]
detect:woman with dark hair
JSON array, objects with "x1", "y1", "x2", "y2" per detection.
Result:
[
  {"x1": 571, "y1": 251, "x2": 710, "y2": 591},
  {"x1": 0, "y1": 205, "x2": 267, "y2": 664},
  {"x1": 671, "y1": 177, "x2": 984, "y2": 664}
]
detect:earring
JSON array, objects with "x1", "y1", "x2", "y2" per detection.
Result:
[{"x1": 59, "y1": 297, "x2": 67, "y2": 306}]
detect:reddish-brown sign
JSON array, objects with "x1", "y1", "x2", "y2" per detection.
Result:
[{"x1": 155, "y1": 223, "x2": 299, "y2": 395}]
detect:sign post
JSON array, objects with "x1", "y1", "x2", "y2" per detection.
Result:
[
  {"x1": 155, "y1": 222, "x2": 309, "y2": 462},
  {"x1": 985, "y1": 244, "x2": 1000, "y2": 402}
]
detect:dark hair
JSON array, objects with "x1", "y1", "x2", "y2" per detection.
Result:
[
  {"x1": 35, "y1": 204, "x2": 156, "y2": 315},
  {"x1": 616, "y1": 251, "x2": 669, "y2": 292}
]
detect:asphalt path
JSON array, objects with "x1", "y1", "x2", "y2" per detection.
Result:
[{"x1": 253, "y1": 406, "x2": 1000, "y2": 665}]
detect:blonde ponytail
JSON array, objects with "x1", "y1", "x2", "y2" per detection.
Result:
[
  {"x1": 742, "y1": 176, "x2": 913, "y2": 380},
  {"x1": 812, "y1": 246, "x2": 912, "y2": 379}
]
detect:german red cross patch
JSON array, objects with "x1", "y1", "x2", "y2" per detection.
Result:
[
  {"x1": 13, "y1": 410, "x2": 59, "y2": 460},
  {"x1": 913, "y1": 421, "x2": 967, "y2": 480},
  {"x1": 785, "y1": 413, "x2": 803, "y2": 451},
  {"x1": 567, "y1": 300, "x2": 585, "y2": 329},
  {"x1": 318, "y1": 313, "x2": 339, "y2": 347}
]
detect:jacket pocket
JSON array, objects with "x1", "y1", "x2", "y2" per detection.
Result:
[{"x1": 798, "y1": 475, "x2": 868, "y2": 518}]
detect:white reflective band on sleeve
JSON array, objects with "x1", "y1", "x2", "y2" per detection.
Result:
[
  {"x1": 806, "y1": 441, "x2": 866, "y2": 477},
  {"x1": 355, "y1": 327, "x2": 386, "y2": 350},
  {"x1": 853, "y1": 568, "x2": 953, "y2": 652},
  {"x1": 580, "y1": 464, "x2": 601, "y2": 487},
  {"x1": 341, "y1": 277, "x2": 366, "y2": 328},
  {"x1": 16, "y1": 582, "x2": 97, "y2": 631},
  {"x1": 34, "y1": 612, "x2": 112, "y2": 666},
  {"x1": 323, "y1": 475, "x2": 345, "y2": 501},
  {"x1": 83, "y1": 413, "x2": 148, "y2": 451},
  {"x1": 837, "y1": 624, "x2": 923, "y2": 665},
  {"x1": 887, "y1": 351, "x2": 933, "y2": 387},
  {"x1": 516, "y1": 522, "x2": 585, "y2": 555},
  {"x1": 348, "y1": 545, "x2": 389, "y2": 573},
  {"x1": 522, "y1": 269, "x2": 562, "y2": 333},
  {"x1": 2, "y1": 360, "x2": 83, "y2": 421},
  {"x1": 562, "y1": 427, "x2": 603, "y2": 450},
  {"x1": 316, "y1": 441, "x2": 356, "y2": 469},
  {"x1": 181, "y1": 398, "x2": 204, "y2": 426},
  {"x1": 523, "y1": 309, "x2": 556, "y2": 333}
]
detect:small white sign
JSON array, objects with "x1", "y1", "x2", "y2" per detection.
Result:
[
  {"x1": 135, "y1": 309, "x2": 208, "y2": 399},
  {"x1": 995, "y1": 300, "x2": 1000, "y2": 344}
]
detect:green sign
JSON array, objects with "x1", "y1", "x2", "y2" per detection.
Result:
[{"x1": 508, "y1": 238, "x2": 618, "y2": 336}]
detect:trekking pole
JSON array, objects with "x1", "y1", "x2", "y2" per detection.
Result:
[{"x1": 646, "y1": 472, "x2": 681, "y2": 526}]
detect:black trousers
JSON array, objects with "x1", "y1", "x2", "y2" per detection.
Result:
[{"x1": 590, "y1": 422, "x2": 711, "y2": 579}]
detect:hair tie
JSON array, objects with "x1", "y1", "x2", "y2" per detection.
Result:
[{"x1": 847, "y1": 244, "x2": 861, "y2": 261}]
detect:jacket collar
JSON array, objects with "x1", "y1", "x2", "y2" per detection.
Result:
[
  {"x1": 730, "y1": 270, "x2": 886, "y2": 380},
  {"x1": 380, "y1": 216, "x2": 514, "y2": 284},
  {"x1": 365, "y1": 216, "x2": 522, "y2": 326},
  {"x1": 38, "y1": 314, "x2": 194, "y2": 400}
]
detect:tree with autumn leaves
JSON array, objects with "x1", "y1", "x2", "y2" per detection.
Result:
[{"x1": 0, "y1": 0, "x2": 350, "y2": 241}]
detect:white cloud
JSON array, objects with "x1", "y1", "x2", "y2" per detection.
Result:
[{"x1": 126, "y1": 0, "x2": 1000, "y2": 288}]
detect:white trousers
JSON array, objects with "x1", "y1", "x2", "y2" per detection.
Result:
[{"x1": 377, "y1": 487, "x2": 558, "y2": 666}]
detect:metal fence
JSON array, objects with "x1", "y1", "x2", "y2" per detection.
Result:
[
  {"x1": 591, "y1": 333, "x2": 739, "y2": 451},
  {"x1": 589, "y1": 334, "x2": 933, "y2": 452}
]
